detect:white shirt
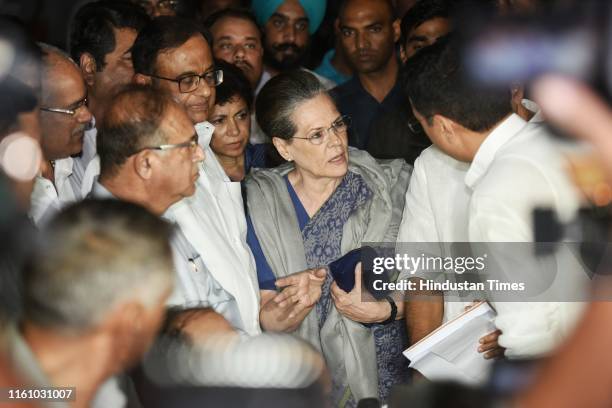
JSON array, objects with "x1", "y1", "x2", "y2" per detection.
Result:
[
  {"x1": 165, "y1": 122, "x2": 261, "y2": 336},
  {"x1": 466, "y1": 114, "x2": 587, "y2": 358},
  {"x1": 29, "y1": 156, "x2": 80, "y2": 226},
  {"x1": 89, "y1": 181, "x2": 247, "y2": 334},
  {"x1": 397, "y1": 145, "x2": 473, "y2": 322},
  {"x1": 72, "y1": 118, "x2": 97, "y2": 189}
]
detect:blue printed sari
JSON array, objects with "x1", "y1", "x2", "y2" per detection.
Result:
[{"x1": 286, "y1": 171, "x2": 409, "y2": 406}]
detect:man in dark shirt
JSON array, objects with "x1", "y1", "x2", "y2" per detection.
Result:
[
  {"x1": 331, "y1": 0, "x2": 403, "y2": 149},
  {"x1": 367, "y1": 0, "x2": 452, "y2": 164}
]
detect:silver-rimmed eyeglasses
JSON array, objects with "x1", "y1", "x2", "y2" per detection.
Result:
[
  {"x1": 137, "y1": 133, "x2": 199, "y2": 153},
  {"x1": 40, "y1": 96, "x2": 88, "y2": 117},
  {"x1": 291, "y1": 115, "x2": 351, "y2": 145}
]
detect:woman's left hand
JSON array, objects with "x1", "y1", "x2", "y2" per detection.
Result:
[{"x1": 331, "y1": 263, "x2": 391, "y2": 324}]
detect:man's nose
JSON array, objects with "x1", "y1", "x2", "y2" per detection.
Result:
[
  {"x1": 76, "y1": 105, "x2": 93, "y2": 124},
  {"x1": 282, "y1": 24, "x2": 296, "y2": 44}
]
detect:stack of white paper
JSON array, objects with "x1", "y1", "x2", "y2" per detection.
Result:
[{"x1": 403, "y1": 301, "x2": 497, "y2": 385}]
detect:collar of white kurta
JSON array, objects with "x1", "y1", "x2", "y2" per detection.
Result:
[
  {"x1": 464, "y1": 113, "x2": 528, "y2": 190},
  {"x1": 53, "y1": 156, "x2": 74, "y2": 183},
  {"x1": 195, "y1": 121, "x2": 214, "y2": 149},
  {"x1": 166, "y1": 121, "x2": 262, "y2": 336},
  {"x1": 522, "y1": 98, "x2": 544, "y2": 124}
]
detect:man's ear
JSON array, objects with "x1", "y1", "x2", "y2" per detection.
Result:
[
  {"x1": 100, "y1": 300, "x2": 147, "y2": 371},
  {"x1": 79, "y1": 53, "x2": 97, "y2": 88},
  {"x1": 134, "y1": 73, "x2": 153, "y2": 86},
  {"x1": 272, "y1": 137, "x2": 293, "y2": 162},
  {"x1": 133, "y1": 151, "x2": 155, "y2": 180},
  {"x1": 433, "y1": 114, "x2": 456, "y2": 144},
  {"x1": 392, "y1": 18, "x2": 401, "y2": 44}
]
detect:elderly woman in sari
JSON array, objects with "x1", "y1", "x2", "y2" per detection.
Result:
[{"x1": 246, "y1": 70, "x2": 411, "y2": 406}]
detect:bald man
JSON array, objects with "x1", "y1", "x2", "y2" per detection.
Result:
[{"x1": 30, "y1": 44, "x2": 93, "y2": 226}]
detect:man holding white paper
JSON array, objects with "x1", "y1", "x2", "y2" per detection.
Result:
[
  {"x1": 403, "y1": 36, "x2": 586, "y2": 362},
  {"x1": 398, "y1": 37, "x2": 504, "y2": 364}
]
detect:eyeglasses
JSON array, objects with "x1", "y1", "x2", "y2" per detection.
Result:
[
  {"x1": 407, "y1": 119, "x2": 423, "y2": 134},
  {"x1": 148, "y1": 69, "x2": 224, "y2": 93},
  {"x1": 135, "y1": 0, "x2": 178, "y2": 15},
  {"x1": 291, "y1": 115, "x2": 351, "y2": 145},
  {"x1": 40, "y1": 96, "x2": 88, "y2": 117},
  {"x1": 137, "y1": 133, "x2": 199, "y2": 153}
]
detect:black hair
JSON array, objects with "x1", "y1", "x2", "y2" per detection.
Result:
[
  {"x1": 400, "y1": 0, "x2": 450, "y2": 46},
  {"x1": 204, "y1": 7, "x2": 261, "y2": 44},
  {"x1": 255, "y1": 70, "x2": 325, "y2": 140},
  {"x1": 69, "y1": 0, "x2": 150, "y2": 71},
  {"x1": 132, "y1": 16, "x2": 212, "y2": 75},
  {"x1": 404, "y1": 36, "x2": 511, "y2": 132},
  {"x1": 214, "y1": 60, "x2": 254, "y2": 111}
]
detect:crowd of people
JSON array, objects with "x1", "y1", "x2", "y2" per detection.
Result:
[{"x1": 0, "y1": 0, "x2": 609, "y2": 407}]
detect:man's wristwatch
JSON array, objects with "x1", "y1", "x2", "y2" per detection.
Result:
[{"x1": 379, "y1": 295, "x2": 397, "y2": 325}]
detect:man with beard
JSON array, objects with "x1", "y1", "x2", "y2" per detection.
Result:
[
  {"x1": 331, "y1": 0, "x2": 404, "y2": 149},
  {"x1": 69, "y1": 0, "x2": 150, "y2": 192},
  {"x1": 30, "y1": 44, "x2": 93, "y2": 226},
  {"x1": 251, "y1": 0, "x2": 335, "y2": 92}
]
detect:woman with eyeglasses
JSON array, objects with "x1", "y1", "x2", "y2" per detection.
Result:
[
  {"x1": 246, "y1": 70, "x2": 412, "y2": 406},
  {"x1": 208, "y1": 61, "x2": 274, "y2": 181}
]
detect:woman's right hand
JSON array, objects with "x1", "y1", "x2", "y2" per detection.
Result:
[{"x1": 274, "y1": 268, "x2": 327, "y2": 319}]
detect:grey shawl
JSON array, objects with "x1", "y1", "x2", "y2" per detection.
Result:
[{"x1": 246, "y1": 148, "x2": 411, "y2": 401}]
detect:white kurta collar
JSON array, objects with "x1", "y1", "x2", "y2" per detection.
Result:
[{"x1": 465, "y1": 113, "x2": 527, "y2": 190}]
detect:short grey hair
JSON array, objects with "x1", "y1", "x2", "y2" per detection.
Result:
[
  {"x1": 255, "y1": 70, "x2": 326, "y2": 140},
  {"x1": 23, "y1": 199, "x2": 175, "y2": 330}
]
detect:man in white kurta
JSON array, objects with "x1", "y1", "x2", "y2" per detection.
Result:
[
  {"x1": 30, "y1": 45, "x2": 93, "y2": 226},
  {"x1": 165, "y1": 122, "x2": 261, "y2": 336},
  {"x1": 399, "y1": 38, "x2": 585, "y2": 359}
]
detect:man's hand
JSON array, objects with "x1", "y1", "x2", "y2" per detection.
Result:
[
  {"x1": 464, "y1": 302, "x2": 505, "y2": 360},
  {"x1": 274, "y1": 268, "x2": 326, "y2": 319},
  {"x1": 331, "y1": 263, "x2": 391, "y2": 323},
  {"x1": 479, "y1": 329, "x2": 505, "y2": 360}
]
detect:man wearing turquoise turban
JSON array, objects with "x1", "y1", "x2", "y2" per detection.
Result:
[
  {"x1": 251, "y1": 0, "x2": 327, "y2": 35},
  {"x1": 251, "y1": 0, "x2": 335, "y2": 92}
]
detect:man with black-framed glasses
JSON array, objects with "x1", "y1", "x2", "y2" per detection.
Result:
[
  {"x1": 133, "y1": 17, "x2": 219, "y2": 126},
  {"x1": 132, "y1": 16, "x2": 264, "y2": 338},
  {"x1": 30, "y1": 44, "x2": 93, "y2": 227}
]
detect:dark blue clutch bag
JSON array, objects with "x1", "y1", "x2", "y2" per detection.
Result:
[
  {"x1": 328, "y1": 248, "x2": 363, "y2": 292},
  {"x1": 328, "y1": 246, "x2": 392, "y2": 296}
]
